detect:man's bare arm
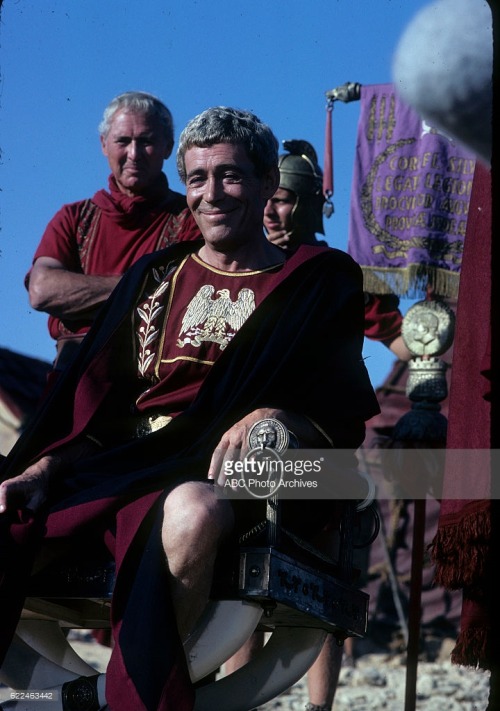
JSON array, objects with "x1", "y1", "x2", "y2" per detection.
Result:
[
  {"x1": 28, "y1": 256, "x2": 121, "y2": 321},
  {"x1": 383, "y1": 334, "x2": 413, "y2": 361}
]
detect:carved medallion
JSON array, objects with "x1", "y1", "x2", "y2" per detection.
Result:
[{"x1": 401, "y1": 300, "x2": 455, "y2": 357}]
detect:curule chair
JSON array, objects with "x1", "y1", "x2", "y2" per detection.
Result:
[{"x1": 0, "y1": 491, "x2": 376, "y2": 711}]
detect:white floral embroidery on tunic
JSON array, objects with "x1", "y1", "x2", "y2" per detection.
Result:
[{"x1": 136, "y1": 267, "x2": 170, "y2": 377}]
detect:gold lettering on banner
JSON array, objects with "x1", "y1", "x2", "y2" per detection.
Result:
[
  {"x1": 377, "y1": 95, "x2": 386, "y2": 141},
  {"x1": 367, "y1": 92, "x2": 396, "y2": 142},
  {"x1": 360, "y1": 136, "x2": 474, "y2": 263},
  {"x1": 446, "y1": 157, "x2": 475, "y2": 174}
]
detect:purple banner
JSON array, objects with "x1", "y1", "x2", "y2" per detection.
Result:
[{"x1": 347, "y1": 84, "x2": 476, "y2": 298}]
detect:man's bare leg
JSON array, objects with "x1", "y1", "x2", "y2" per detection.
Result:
[
  {"x1": 162, "y1": 481, "x2": 234, "y2": 641},
  {"x1": 222, "y1": 631, "x2": 265, "y2": 675},
  {"x1": 306, "y1": 633, "x2": 344, "y2": 710}
]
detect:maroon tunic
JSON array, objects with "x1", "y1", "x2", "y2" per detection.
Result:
[
  {"x1": 134, "y1": 253, "x2": 287, "y2": 415},
  {"x1": 4, "y1": 242, "x2": 380, "y2": 710}
]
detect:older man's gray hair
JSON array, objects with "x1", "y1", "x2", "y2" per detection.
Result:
[{"x1": 98, "y1": 91, "x2": 174, "y2": 151}]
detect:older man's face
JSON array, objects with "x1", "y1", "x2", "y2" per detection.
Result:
[
  {"x1": 184, "y1": 142, "x2": 277, "y2": 249},
  {"x1": 101, "y1": 109, "x2": 173, "y2": 197}
]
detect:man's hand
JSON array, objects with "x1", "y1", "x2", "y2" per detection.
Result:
[
  {"x1": 265, "y1": 230, "x2": 293, "y2": 250},
  {"x1": 0, "y1": 456, "x2": 60, "y2": 515},
  {"x1": 208, "y1": 411, "x2": 260, "y2": 487},
  {"x1": 0, "y1": 436, "x2": 99, "y2": 515},
  {"x1": 208, "y1": 407, "x2": 326, "y2": 486}
]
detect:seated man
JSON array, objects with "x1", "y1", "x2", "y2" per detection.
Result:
[{"x1": 0, "y1": 107, "x2": 379, "y2": 711}]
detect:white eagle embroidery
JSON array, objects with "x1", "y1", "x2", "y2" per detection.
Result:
[{"x1": 177, "y1": 285, "x2": 256, "y2": 350}]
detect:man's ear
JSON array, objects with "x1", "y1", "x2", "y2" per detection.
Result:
[
  {"x1": 262, "y1": 165, "x2": 280, "y2": 200},
  {"x1": 100, "y1": 134, "x2": 108, "y2": 157},
  {"x1": 164, "y1": 140, "x2": 174, "y2": 160}
]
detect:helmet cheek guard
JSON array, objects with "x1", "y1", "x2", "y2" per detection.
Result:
[
  {"x1": 278, "y1": 141, "x2": 326, "y2": 238},
  {"x1": 291, "y1": 193, "x2": 326, "y2": 237}
]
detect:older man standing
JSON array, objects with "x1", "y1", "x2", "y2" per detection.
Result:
[
  {"x1": 1, "y1": 107, "x2": 378, "y2": 710},
  {"x1": 26, "y1": 91, "x2": 200, "y2": 373}
]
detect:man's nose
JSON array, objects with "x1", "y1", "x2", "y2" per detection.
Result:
[
  {"x1": 204, "y1": 176, "x2": 222, "y2": 202},
  {"x1": 127, "y1": 141, "x2": 141, "y2": 159}
]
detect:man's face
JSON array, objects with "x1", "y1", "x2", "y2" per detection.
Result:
[
  {"x1": 184, "y1": 142, "x2": 278, "y2": 250},
  {"x1": 263, "y1": 187, "x2": 296, "y2": 236},
  {"x1": 257, "y1": 426, "x2": 277, "y2": 448},
  {"x1": 101, "y1": 109, "x2": 173, "y2": 196}
]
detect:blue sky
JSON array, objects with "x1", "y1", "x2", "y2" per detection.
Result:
[{"x1": 0, "y1": 0, "x2": 427, "y2": 387}]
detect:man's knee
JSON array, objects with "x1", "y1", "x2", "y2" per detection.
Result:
[{"x1": 162, "y1": 481, "x2": 233, "y2": 553}]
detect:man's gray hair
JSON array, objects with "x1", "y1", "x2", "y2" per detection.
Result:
[
  {"x1": 98, "y1": 91, "x2": 174, "y2": 148},
  {"x1": 176, "y1": 107, "x2": 279, "y2": 183}
]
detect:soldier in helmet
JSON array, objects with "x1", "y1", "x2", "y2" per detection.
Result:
[
  {"x1": 225, "y1": 140, "x2": 411, "y2": 710},
  {"x1": 265, "y1": 140, "x2": 411, "y2": 363},
  {"x1": 264, "y1": 139, "x2": 329, "y2": 250}
]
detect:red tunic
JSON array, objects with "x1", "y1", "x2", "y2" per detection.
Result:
[
  {"x1": 27, "y1": 174, "x2": 200, "y2": 341},
  {"x1": 364, "y1": 293, "x2": 403, "y2": 343}
]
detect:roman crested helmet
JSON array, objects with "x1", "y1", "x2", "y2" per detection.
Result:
[{"x1": 277, "y1": 139, "x2": 326, "y2": 236}]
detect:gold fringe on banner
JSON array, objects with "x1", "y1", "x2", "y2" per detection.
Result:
[{"x1": 361, "y1": 265, "x2": 460, "y2": 300}]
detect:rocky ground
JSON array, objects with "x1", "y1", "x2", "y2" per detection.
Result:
[
  {"x1": 255, "y1": 651, "x2": 490, "y2": 710},
  {"x1": 1, "y1": 631, "x2": 490, "y2": 710}
]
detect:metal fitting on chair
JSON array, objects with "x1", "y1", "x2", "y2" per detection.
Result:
[{"x1": 62, "y1": 675, "x2": 101, "y2": 711}]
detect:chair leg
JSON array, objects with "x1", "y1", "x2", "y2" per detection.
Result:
[
  {"x1": 15, "y1": 621, "x2": 100, "y2": 676},
  {"x1": 0, "y1": 633, "x2": 81, "y2": 691},
  {"x1": 194, "y1": 627, "x2": 327, "y2": 711},
  {"x1": 184, "y1": 600, "x2": 263, "y2": 682}
]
